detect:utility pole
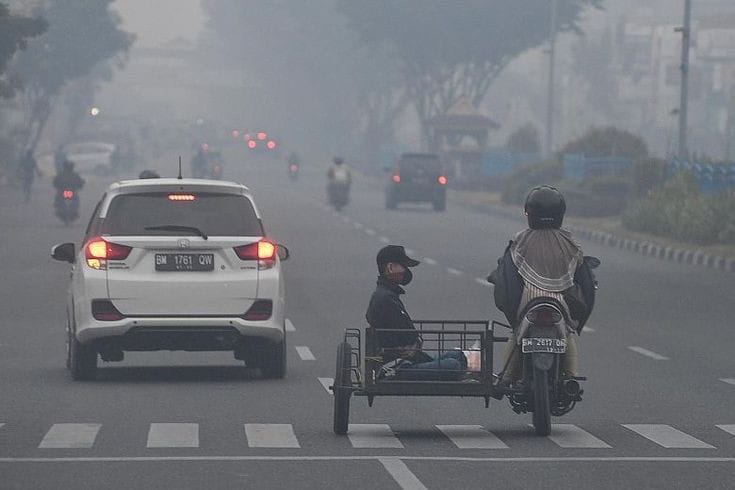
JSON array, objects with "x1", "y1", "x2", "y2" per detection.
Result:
[
  {"x1": 675, "y1": 0, "x2": 692, "y2": 160},
  {"x1": 545, "y1": 0, "x2": 559, "y2": 158}
]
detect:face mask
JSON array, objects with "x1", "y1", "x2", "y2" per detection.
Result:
[{"x1": 387, "y1": 265, "x2": 413, "y2": 286}]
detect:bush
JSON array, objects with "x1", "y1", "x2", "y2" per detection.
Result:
[
  {"x1": 501, "y1": 159, "x2": 563, "y2": 205},
  {"x1": 506, "y1": 123, "x2": 541, "y2": 154},
  {"x1": 622, "y1": 172, "x2": 735, "y2": 245},
  {"x1": 631, "y1": 157, "x2": 667, "y2": 197},
  {"x1": 559, "y1": 126, "x2": 649, "y2": 160},
  {"x1": 559, "y1": 175, "x2": 633, "y2": 216}
]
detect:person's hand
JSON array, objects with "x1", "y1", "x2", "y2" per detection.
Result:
[{"x1": 398, "y1": 342, "x2": 420, "y2": 359}]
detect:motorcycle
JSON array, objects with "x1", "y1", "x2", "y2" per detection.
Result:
[
  {"x1": 327, "y1": 181, "x2": 350, "y2": 211},
  {"x1": 55, "y1": 188, "x2": 79, "y2": 226},
  {"x1": 288, "y1": 163, "x2": 299, "y2": 181}
]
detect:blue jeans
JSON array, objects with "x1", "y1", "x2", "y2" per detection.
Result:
[{"x1": 396, "y1": 350, "x2": 467, "y2": 381}]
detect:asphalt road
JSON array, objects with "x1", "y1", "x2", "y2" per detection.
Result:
[{"x1": 0, "y1": 147, "x2": 733, "y2": 489}]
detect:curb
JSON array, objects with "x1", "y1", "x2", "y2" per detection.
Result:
[{"x1": 454, "y1": 197, "x2": 735, "y2": 273}]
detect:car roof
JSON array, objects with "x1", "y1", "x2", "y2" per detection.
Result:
[{"x1": 106, "y1": 178, "x2": 252, "y2": 197}]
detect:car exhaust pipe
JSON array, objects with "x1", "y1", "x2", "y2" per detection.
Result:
[{"x1": 563, "y1": 379, "x2": 581, "y2": 397}]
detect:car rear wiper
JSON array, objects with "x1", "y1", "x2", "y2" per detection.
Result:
[{"x1": 144, "y1": 225, "x2": 208, "y2": 240}]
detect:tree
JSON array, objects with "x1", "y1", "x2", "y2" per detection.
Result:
[
  {"x1": 559, "y1": 126, "x2": 649, "y2": 160},
  {"x1": 337, "y1": 0, "x2": 602, "y2": 142},
  {"x1": 507, "y1": 123, "x2": 541, "y2": 153},
  {"x1": 0, "y1": 3, "x2": 46, "y2": 98},
  {"x1": 10, "y1": 0, "x2": 134, "y2": 151}
]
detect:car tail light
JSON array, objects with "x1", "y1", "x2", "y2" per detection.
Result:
[
  {"x1": 526, "y1": 305, "x2": 563, "y2": 325},
  {"x1": 168, "y1": 194, "x2": 196, "y2": 201},
  {"x1": 234, "y1": 240, "x2": 277, "y2": 268},
  {"x1": 85, "y1": 237, "x2": 132, "y2": 269},
  {"x1": 92, "y1": 299, "x2": 125, "y2": 321},
  {"x1": 242, "y1": 299, "x2": 272, "y2": 321},
  {"x1": 62, "y1": 189, "x2": 74, "y2": 199},
  {"x1": 392, "y1": 174, "x2": 401, "y2": 183},
  {"x1": 438, "y1": 175, "x2": 448, "y2": 185}
]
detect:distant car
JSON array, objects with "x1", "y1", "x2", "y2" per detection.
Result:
[
  {"x1": 51, "y1": 178, "x2": 290, "y2": 380},
  {"x1": 63, "y1": 142, "x2": 116, "y2": 175},
  {"x1": 385, "y1": 153, "x2": 448, "y2": 211}
]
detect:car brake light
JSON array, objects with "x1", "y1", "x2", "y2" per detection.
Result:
[
  {"x1": 92, "y1": 299, "x2": 125, "y2": 321},
  {"x1": 63, "y1": 189, "x2": 74, "y2": 199},
  {"x1": 242, "y1": 299, "x2": 272, "y2": 321},
  {"x1": 438, "y1": 175, "x2": 448, "y2": 185},
  {"x1": 85, "y1": 237, "x2": 132, "y2": 269},
  {"x1": 234, "y1": 240, "x2": 277, "y2": 266},
  {"x1": 168, "y1": 194, "x2": 196, "y2": 201},
  {"x1": 392, "y1": 174, "x2": 401, "y2": 183}
]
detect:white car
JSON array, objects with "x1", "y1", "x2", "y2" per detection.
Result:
[
  {"x1": 51, "y1": 178, "x2": 289, "y2": 380},
  {"x1": 63, "y1": 142, "x2": 116, "y2": 175}
]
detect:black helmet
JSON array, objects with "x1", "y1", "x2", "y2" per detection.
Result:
[{"x1": 524, "y1": 185, "x2": 566, "y2": 229}]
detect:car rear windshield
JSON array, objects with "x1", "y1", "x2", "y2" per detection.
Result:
[
  {"x1": 101, "y1": 192, "x2": 263, "y2": 236},
  {"x1": 399, "y1": 155, "x2": 441, "y2": 174}
]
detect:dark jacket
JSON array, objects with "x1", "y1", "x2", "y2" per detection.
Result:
[
  {"x1": 366, "y1": 276, "x2": 419, "y2": 360},
  {"x1": 488, "y1": 241, "x2": 597, "y2": 333},
  {"x1": 53, "y1": 169, "x2": 84, "y2": 191}
]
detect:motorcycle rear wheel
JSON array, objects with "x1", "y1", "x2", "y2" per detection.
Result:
[{"x1": 532, "y1": 367, "x2": 551, "y2": 436}]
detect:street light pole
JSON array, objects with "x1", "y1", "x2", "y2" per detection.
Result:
[
  {"x1": 676, "y1": 0, "x2": 692, "y2": 160},
  {"x1": 545, "y1": 0, "x2": 559, "y2": 158}
]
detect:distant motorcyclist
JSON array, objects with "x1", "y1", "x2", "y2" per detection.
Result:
[
  {"x1": 17, "y1": 149, "x2": 41, "y2": 202},
  {"x1": 287, "y1": 152, "x2": 300, "y2": 180},
  {"x1": 53, "y1": 160, "x2": 85, "y2": 192},
  {"x1": 191, "y1": 145, "x2": 208, "y2": 178},
  {"x1": 327, "y1": 156, "x2": 351, "y2": 186},
  {"x1": 53, "y1": 160, "x2": 85, "y2": 223},
  {"x1": 489, "y1": 185, "x2": 597, "y2": 386}
]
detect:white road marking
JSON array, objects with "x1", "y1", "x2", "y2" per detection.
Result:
[
  {"x1": 379, "y1": 457, "x2": 427, "y2": 490},
  {"x1": 627, "y1": 346, "x2": 669, "y2": 361},
  {"x1": 719, "y1": 378, "x2": 735, "y2": 386},
  {"x1": 147, "y1": 423, "x2": 199, "y2": 448},
  {"x1": 365, "y1": 228, "x2": 376, "y2": 236},
  {"x1": 354, "y1": 222, "x2": 363, "y2": 229},
  {"x1": 379, "y1": 236, "x2": 390, "y2": 244},
  {"x1": 623, "y1": 425, "x2": 715, "y2": 449},
  {"x1": 475, "y1": 277, "x2": 491, "y2": 286},
  {"x1": 446, "y1": 267, "x2": 462, "y2": 275},
  {"x1": 347, "y1": 424, "x2": 403, "y2": 448},
  {"x1": 716, "y1": 425, "x2": 735, "y2": 436},
  {"x1": 318, "y1": 377, "x2": 333, "y2": 394},
  {"x1": 295, "y1": 346, "x2": 316, "y2": 361},
  {"x1": 285, "y1": 319, "x2": 296, "y2": 332},
  {"x1": 548, "y1": 424, "x2": 611, "y2": 448},
  {"x1": 436, "y1": 425, "x2": 508, "y2": 449},
  {"x1": 423, "y1": 257, "x2": 437, "y2": 266},
  {"x1": 39, "y1": 424, "x2": 101, "y2": 449},
  {"x1": 244, "y1": 424, "x2": 300, "y2": 448}
]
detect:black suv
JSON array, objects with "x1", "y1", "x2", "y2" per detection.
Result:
[{"x1": 385, "y1": 153, "x2": 447, "y2": 211}]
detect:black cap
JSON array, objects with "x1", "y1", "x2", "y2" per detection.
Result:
[{"x1": 377, "y1": 245, "x2": 420, "y2": 270}]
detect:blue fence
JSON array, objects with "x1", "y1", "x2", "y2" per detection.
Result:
[
  {"x1": 481, "y1": 149, "x2": 540, "y2": 177},
  {"x1": 563, "y1": 154, "x2": 633, "y2": 180},
  {"x1": 667, "y1": 159, "x2": 735, "y2": 193}
]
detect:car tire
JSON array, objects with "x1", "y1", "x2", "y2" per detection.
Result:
[
  {"x1": 68, "y1": 330, "x2": 97, "y2": 381},
  {"x1": 259, "y1": 338, "x2": 287, "y2": 379}
]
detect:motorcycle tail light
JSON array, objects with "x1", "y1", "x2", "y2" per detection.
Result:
[
  {"x1": 92, "y1": 299, "x2": 125, "y2": 321},
  {"x1": 242, "y1": 299, "x2": 273, "y2": 321},
  {"x1": 84, "y1": 237, "x2": 132, "y2": 269},
  {"x1": 290, "y1": 164, "x2": 299, "y2": 172},
  {"x1": 392, "y1": 174, "x2": 401, "y2": 183},
  {"x1": 526, "y1": 306, "x2": 562, "y2": 325},
  {"x1": 438, "y1": 175, "x2": 448, "y2": 185},
  {"x1": 62, "y1": 189, "x2": 74, "y2": 199}
]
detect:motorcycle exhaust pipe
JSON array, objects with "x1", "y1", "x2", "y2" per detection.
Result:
[{"x1": 563, "y1": 379, "x2": 581, "y2": 397}]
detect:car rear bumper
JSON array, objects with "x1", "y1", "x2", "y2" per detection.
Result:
[
  {"x1": 388, "y1": 184, "x2": 445, "y2": 202},
  {"x1": 75, "y1": 316, "x2": 284, "y2": 349}
]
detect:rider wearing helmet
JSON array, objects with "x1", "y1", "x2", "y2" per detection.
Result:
[
  {"x1": 327, "y1": 157, "x2": 351, "y2": 185},
  {"x1": 53, "y1": 160, "x2": 84, "y2": 192},
  {"x1": 489, "y1": 185, "x2": 597, "y2": 385}
]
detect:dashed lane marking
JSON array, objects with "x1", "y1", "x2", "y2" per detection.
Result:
[
  {"x1": 584, "y1": 327, "x2": 596, "y2": 333},
  {"x1": 446, "y1": 267, "x2": 462, "y2": 275},
  {"x1": 347, "y1": 424, "x2": 403, "y2": 448},
  {"x1": 622, "y1": 425, "x2": 714, "y2": 449},
  {"x1": 719, "y1": 378, "x2": 735, "y2": 386},
  {"x1": 379, "y1": 457, "x2": 428, "y2": 490},
  {"x1": 379, "y1": 236, "x2": 390, "y2": 244},
  {"x1": 147, "y1": 423, "x2": 199, "y2": 448},
  {"x1": 295, "y1": 346, "x2": 316, "y2": 361},
  {"x1": 423, "y1": 257, "x2": 437, "y2": 266},
  {"x1": 547, "y1": 424, "x2": 611, "y2": 448},
  {"x1": 318, "y1": 377, "x2": 333, "y2": 394},
  {"x1": 716, "y1": 425, "x2": 735, "y2": 436},
  {"x1": 39, "y1": 424, "x2": 101, "y2": 449},
  {"x1": 285, "y1": 319, "x2": 296, "y2": 332},
  {"x1": 627, "y1": 346, "x2": 669, "y2": 361},
  {"x1": 436, "y1": 425, "x2": 508, "y2": 449},
  {"x1": 244, "y1": 424, "x2": 300, "y2": 448}
]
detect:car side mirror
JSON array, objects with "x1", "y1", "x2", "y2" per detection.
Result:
[
  {"x1": 51, "y1": 242, "x2": 76, "y2": 263},
  {"x1": 277, "y1": 244, "x2": 290, "y2": 261},
  {"x1": 584, "y1": 256, "x2": 600, "y2": 269}
]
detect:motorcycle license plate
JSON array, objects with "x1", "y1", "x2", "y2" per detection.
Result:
[
  {"x1": 155, "y1": 253, "x2": 214, "y2": 272},
  {"x1": 522, "y1": 338, "x2": 566, "y2": 354}
]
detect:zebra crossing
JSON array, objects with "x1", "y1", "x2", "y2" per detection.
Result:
[{"x1": 1, "y1": 422, "x2": 733, "y2": 451}]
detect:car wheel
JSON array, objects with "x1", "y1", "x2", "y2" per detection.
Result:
[
  {"x1": 259, "y1": 338, "x2": 287, "y2": 379},
  {"x1": 68, "y1": 330, "x2": 97, "y2": 381}
]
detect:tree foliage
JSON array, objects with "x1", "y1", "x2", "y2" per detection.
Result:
[
  {"x1": 0, "y1": 3, "x2": 46, "y2": 98},
  {"x1": 337, "y1": 0, "x2": 602, "y2": 135},
  {"x1": 506, "y1": 123, "x2": 541, "y2": 153},
  {"x1": 559, "y1": 126, "x2": 649, "y2": 160},
  {"x1": 11, "y1": 0, "x2": 134, "y2": 150}
]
